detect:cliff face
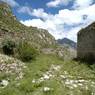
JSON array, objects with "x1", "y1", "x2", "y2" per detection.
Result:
[
  {"x1": 0, "y1": 2, "x2": 56, "y2": 49},
  {"x1": 77, "y1": 22, "x2": 95, "y2": 60}
]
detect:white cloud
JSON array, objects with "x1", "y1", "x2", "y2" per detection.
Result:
[
  {"x1": 46, "y1": 0, "x2": 72, "y2": 7},
  {"x1": 56, "y1": 9, "x2": 83, "y2": 25},
  {"x1": 21, "y1": 19, "x2": 46, "y2": 28},
  {"x1": 0, "y1": 0, "x2": 19, "y2": 7},
  {"x1": 18, "y1": 6, "x2": 32, "y2": 15},
  {"x1": 32, "y1": 8, "x2": 49, "y2": 19},
  {"x1": 65, "y1": 27, "x2": 81, "y2": 41},
  {"x1": 73, "y1": 0, "x2": 94, "y2": 9},
  {"x1": 18, "y1": 6, "x2": 51, "y2": 20},
  {"x1": 46, "y1": 0, "x2": 94, "y2": 8}
]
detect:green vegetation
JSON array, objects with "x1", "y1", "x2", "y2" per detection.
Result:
[
  {"x1": 1, "y1": 39, "x2": 38, "y2": 62},
  {"x1": 17, "y1": 41, "x2": 38, "y2": 62},
  {"x1": 0, "y1": 54, "x2": 95, "y2": 95},
  {"x1": 2, "y1": 39, "x2": 15, "y2": 55}
]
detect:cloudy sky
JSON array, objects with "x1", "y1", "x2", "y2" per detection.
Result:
[{"x1": 0, "y1": 0, "x2": 95, "y2": 42}]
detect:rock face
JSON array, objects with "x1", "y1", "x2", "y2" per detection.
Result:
[{"x1": 77, "y1": 22, "x2": 95, "y2": 60}]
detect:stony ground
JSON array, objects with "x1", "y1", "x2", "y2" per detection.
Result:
[
  {"x1": 31, "y1": 64, "x2": 95, "y2": 95},
  {"x1": 0, "y1": 54, "x2": 95, "y2": 95},
  {"x1": 0, "y1": 54, "x2": 26, "y2": 88}
]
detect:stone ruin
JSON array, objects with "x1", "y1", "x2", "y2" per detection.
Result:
[{"x1": 77, "y1": 22, "x2": 95, "y2": 61}]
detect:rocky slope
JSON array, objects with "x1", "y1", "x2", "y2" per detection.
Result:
[
  {"x1": 0, "y1": 54, "x2": 26, "y2": 88},
  {"x1": 0, "y1": 2, "x2": 56, "y2": 49}
]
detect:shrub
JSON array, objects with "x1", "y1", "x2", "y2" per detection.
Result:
[
  {"x1": 2, "y1": 39, "x2": 15, "y2": 55},
  {"x1": 17, "y1": 41, "x2": 38, "y2": 62}
]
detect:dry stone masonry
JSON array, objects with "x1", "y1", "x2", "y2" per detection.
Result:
[{"x1": 77, "y1": 22, "x2": 95, "y2": 60}]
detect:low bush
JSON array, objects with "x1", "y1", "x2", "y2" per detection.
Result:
[
  {"x1": 1, "y1": 39, "x2": 38, "y2": 62},
  {"x1": 17, "y1": 41, "x2": 38, "y2": 62},
  {"x1": 1, "y1": 39, "x2": 15, "y2": 55}
]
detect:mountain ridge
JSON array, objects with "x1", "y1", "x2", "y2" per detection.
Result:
[{"x1": 57, "y1": 38, "x2": 77, "y2": 49}]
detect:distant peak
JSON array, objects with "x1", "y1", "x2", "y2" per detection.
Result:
[{"x1": 57, "y1": 38, "x2": 77, "y2": 49}]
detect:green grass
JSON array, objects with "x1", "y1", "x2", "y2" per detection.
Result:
[{"x1": 0, "y1": 54, "x2": 95, "y2": 95}]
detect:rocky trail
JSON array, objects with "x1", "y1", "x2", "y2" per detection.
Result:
[{"x1": 31, "y1": 64, "x2": 95, "y2": 95}]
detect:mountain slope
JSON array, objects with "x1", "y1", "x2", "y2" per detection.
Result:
[
  {"x1": 57, "y1": 38, "x2": 77, "y2": 49},
  {"x1": 0, "y1": 2, "x2": 56, "y2": 49}
]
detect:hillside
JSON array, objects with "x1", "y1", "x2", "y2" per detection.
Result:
[
  {"x1": 57, "y1": 38, "x2": 77, "y2": 49},
  {"x1": 0, "y1": 2, "x2": 56, "y2": 49}
]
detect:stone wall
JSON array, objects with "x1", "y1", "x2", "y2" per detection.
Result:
[{"x1": 77, "y1": 23, "x2": 95, "y2": 60}]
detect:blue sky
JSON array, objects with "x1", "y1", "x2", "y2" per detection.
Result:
[{"x1": 0, "y1": 0, "x2": 95, "y2": 42}]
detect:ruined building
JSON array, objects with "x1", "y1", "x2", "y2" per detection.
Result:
[{"x1": 77, "y1": 22, "x2": 95, "y2": 60}]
